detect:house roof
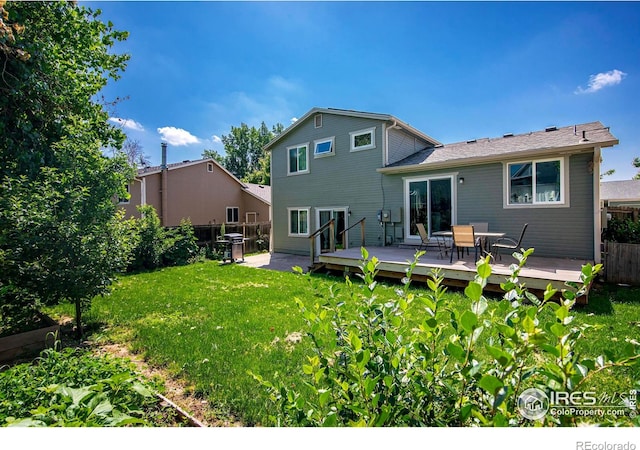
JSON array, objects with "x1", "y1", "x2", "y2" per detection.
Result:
[
  {"x1": 135, "y1": 158, "x2": 270, "y2": 206},
  {"x1": 244, "y1": 183, "x2": 271, "y2": 205},
  {"x1": 380, "y1": 121, "x2": 618, "y2": 173},
  {"x1": 263, "y1": 107, "x2": 442, "y2": 150},
  {"x1": 600, "y1": 180, "x2": 640, "y2": 201}
]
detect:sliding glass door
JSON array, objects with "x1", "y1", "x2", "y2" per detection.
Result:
[{"x1": 406, "y1": 176, "x2": 453, "y2": 238}]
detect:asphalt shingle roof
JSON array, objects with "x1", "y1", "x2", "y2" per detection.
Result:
[
  {"x1": 600, "y1": 180, "x2": 640, "y2": 201},
  {"x1": 386, "y1": 121, "x2": 618, "y2": 169}
]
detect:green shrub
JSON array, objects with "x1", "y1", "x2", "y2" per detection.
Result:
[
  {"x1": 0, "y1": 341, "x2": 177, "y2": 427},
  {"x1": 252, "y1": 248, "x2": 639, "y2": 426},
  {"x1": 163, "y1": 219, "x2": 200, "y2": 267},
  {"x1": 129, "y1": 205, "x2": 166, "y2": 272},
  {"x1": 602, "y1": 217, "x2": 640, "y2": 244}
]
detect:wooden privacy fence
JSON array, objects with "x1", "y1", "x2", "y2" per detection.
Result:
[
  {"x1": 192, "y1": 222, "x2": 271, "y2": 254},
  {"x1": 606, "y1": 206, "x2": 640, "y2": 223},
  {"x1": 604, "y1": 241, "x2": 640, "y2": 285}
]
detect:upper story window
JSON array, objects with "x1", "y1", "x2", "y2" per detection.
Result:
[
  {"x1": 287, "y1": 143, "x2": 309, "y2": 175},
  {"x1": 314, "y1": 137, "x2": 335, "y2": 158},
  {"x1": 350, "y1": 127, "x2": 376, "y2": 152},
  {"x1": 226, "y1": 206, "x2": 239, "y2": 223},
  {"x1": 314, "y1": 114, "x2": 323, "y2": 128},
  {"x1": 506, "y1": 157, "x2": 564, "y2": 206},
  {"x1": 207, "y1": 162, "x2": 214, "y2": 172},
  {"x1": 118, "y1": 184, "x2": 130, "y2": 204}
]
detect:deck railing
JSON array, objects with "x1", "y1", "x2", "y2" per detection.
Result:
[
  {"x1": 341, "y1": 217, "x2": 366, "y2": 248},
  {"x1": 309, "y1": 219, "x2": 335, "y2": 267}
]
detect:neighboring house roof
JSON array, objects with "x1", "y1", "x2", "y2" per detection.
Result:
[
  {"x1": 601, "y1": 180, "x2": 640, "y2": 202},
  {"x1": 263, "y1": 107, "x2": 442, "y2": 150},
  {"x1": 244, "y1": 183, "x2": 271, "y2": 205},
  {"x1": 135, "y1": 158, "x2": 270, "y2": 205},
  {"x1": 380, "y1": 121, "x2": 618, "y2": 173}
]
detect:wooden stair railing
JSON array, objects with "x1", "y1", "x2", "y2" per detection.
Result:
[
  {"x1": 340, "y1": 217, "x2": 366, "y2": 248},
  {"x1": 308, "y1": 218, "x2": 335, "y2": 267}
]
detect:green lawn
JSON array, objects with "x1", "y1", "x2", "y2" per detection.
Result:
[{"x1": 47, "y1": 259, "x2": 640, "y2": 425}]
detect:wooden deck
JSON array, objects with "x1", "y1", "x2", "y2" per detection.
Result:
[{"x1": 316, "y1": 246, "x2": 594, "y2": 304}]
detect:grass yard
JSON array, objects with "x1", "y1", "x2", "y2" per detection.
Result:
[{"x1": 47, "y1": 259, "x2": 640, "y2": 426}]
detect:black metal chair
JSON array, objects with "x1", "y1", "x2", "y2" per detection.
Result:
[{"x1": 491, "y1": 223, "x2": 529, "y2": 260}]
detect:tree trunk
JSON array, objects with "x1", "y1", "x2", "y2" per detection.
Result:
[{"x1": 75, "y1": 299, "x2": 83, "y2": 338}]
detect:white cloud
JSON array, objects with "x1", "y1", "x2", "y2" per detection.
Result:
[
  {"x1": 109, "y1": 117, "x2": 145, "y2": 131},
  {"x1": 290, "y1": 117, "x2": 298, "y2": 124},
  {"x1": 212, "y1": 135, "x2": 222, "y2": 144},
  {"x1": 157, "y1": 126, "x2": 200, "y2": 146},
  {"x1": 575, "y1": 69, "x2": 627, "y2": 94}
]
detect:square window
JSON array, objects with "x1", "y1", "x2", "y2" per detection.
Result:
[
  {"x1": 314, "y1": 137, "x2": 334, "y2": 158},
  {"x1": 287, "y1": 143, "x2": 309, "y2": 175},
  {"x1": 226, "y1": 206, "x2": 239, "y2": 223},
  {"x1": 349, "y1": 127, "x2": 376, "y2": 152},
  {"x1": 507, "y1": 158, "x2": 563, "y2": 206}
]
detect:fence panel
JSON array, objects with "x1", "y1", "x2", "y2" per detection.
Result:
[
  {"x1": 192, "y1": 222, "x2": 271, "y2": 254},
  {"x1": 604, "y1": 241, "x2": 640, "y2": 285}
]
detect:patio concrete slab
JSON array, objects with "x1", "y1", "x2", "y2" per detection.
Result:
[{"x1": 241, "y1": 252, "x2": 310, "y2": 273}]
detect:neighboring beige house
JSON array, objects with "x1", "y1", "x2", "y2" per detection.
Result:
[
  {"x1": 601, "y1": 179, "x2": 640, "y2": 208},
  {"x1": 119, "y1": 149, "x2": 270, "y2": 227}
]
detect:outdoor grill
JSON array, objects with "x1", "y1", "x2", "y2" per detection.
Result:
[{"x1": 218, "y1": 233, "x2": 245, "y2": 263}]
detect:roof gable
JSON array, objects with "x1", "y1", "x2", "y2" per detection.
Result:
[{"x1": 263, "y1": 107, "x2": 441, "y2": 150}]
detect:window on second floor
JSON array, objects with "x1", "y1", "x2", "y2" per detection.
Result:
[
  {"x1": 118, "y1": 184, "x2": 130, "y2": 204},
  {"x1": 349, "y1": 127, "x2": 376, "y2": 152},
  {"x1": 287, "y1": 143, "x2": 309, "y2": 175},
  {"x1": 226, "y1": 206, "x2": 239, "y2": 223},
  {"x1": 314, "y1": 137, "x2": 335, "y2": 158}
]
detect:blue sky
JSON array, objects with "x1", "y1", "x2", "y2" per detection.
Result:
[{"x1": 90, "y1": 1, "x2": 640, "y2": 180}]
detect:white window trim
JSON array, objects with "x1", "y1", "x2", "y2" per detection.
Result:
[
  {"x1": 287, "y1": 142, "x2": 310, "y2": 176},
  {"x1": 246, "y1": 212, "x2": 257, "y2": 223},
  {"x1": 350, "y1": 127, "x2": 376, "y2": 152},
  {"x1": 403, "y1": 174, "x2": 457, "y2": 241},
  {"x1": 207, "y1": 162, "x2": 214, "y2": 172},
  {"x1": 503, "y1": 156, "x2": 569, "y2": 209},
  {"x1": 313, "y1": 136, "x2": 335, "y2": 158},
  {"x1": 287, "y1": 207, "x2": 311, "y2": 237},
  {"x1": 226, "y1": 206, "x2": 240, "y2": 223}
]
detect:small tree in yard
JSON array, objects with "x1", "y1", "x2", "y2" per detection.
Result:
[{"x1": 0, "y1": 1, "x2": 133, "y2": 337}]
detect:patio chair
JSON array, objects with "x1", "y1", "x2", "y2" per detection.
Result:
[
  {"x1": 450, "y1": 225, "x2": 480, "y2": 263},
  {"x1": 416, "y1": 223, "x2": 447, "y2": 259},
  {"x1": 491, "y1": 223, "x2": 529, "y2": 260},
  {"x1": 470, "y1": 222, "x2": 488, "y2": 253}
]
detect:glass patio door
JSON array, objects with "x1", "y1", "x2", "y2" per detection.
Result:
[
  {"x1": 317, "y1": 208, "x2": 347, "y2": 253},
  {"x1": 407, "y1": 177, "x2": 453, "y2": 238}
]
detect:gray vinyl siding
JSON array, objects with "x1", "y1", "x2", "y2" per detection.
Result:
[
  {"x1": 387, "y1": 128, "x2": 431, "y2": 165},
  {"x1": 271, "y1": 114, "x2": 390, "y2": 255},
  {"x1": 403, "y1": 153, "x2": 594, "y2": 259},
  {"x1": 382, "y1": 153, "x2": 595, "y2": 259}
]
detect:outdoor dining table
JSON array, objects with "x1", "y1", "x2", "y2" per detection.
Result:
[{"x1": 432, "y1": 230, "x2": 506, "y2": 255}]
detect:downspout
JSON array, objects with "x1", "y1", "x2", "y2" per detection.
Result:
[
  {"x1": 382, "y1": 121, "x2": 401, "y2": 245},
  {"x1": 161, "y1": 142, "x2": 168, "y2": 226},
  {"x1": 593, "y1": 146, "x2": 602, "y2": 264}
]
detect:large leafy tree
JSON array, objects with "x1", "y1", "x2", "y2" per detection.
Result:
[
  {"x1": 633, "y1": 157, "x2": 640, "y2": 180},
  {"x1": 206, "y1": 121, "x2": 283, "y2": 184},
  {"x1": 0, "y1": 1, "x2": 133, "y2": 336}
]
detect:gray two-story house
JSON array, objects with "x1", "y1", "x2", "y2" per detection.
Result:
[{"x1": 265, "y1": 107, "x2": 618, "y2": 263}]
